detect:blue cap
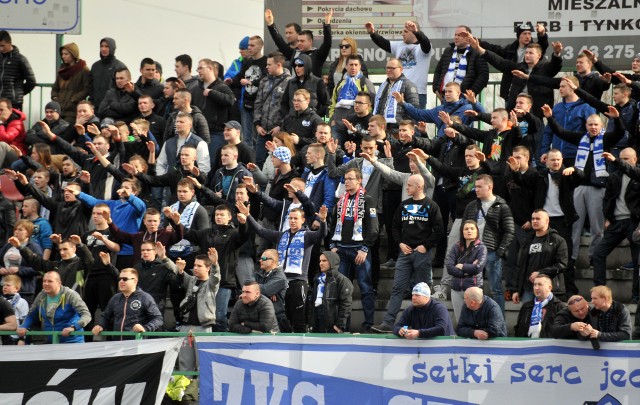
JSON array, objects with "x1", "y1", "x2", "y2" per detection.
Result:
[{"x1": 239, "y1": 36, "x2": 250, "y2": 50}]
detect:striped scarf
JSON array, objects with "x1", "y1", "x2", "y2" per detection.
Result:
[
  {"x1": 575, "y1": 128, "x2": 607, "y2": 178},
  {"x1": 442, "y1": 46, "x2": 470, "y2": 92}
]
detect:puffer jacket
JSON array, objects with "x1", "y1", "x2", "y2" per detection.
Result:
[
  {"x1": 176, "y1": 265, "x2": 221, "y2": 327},
  {"x1": 253, "y1": 70, "x2": 291, "y2": 131},
  {"x1": 228, "y1": 294, "x2": 279, "y2": 334},
  {"x1": 432, "y1": 44, "x2": 489, "y2": 95},
  {"x1": 308, "y1": 251, "x2": 353, "y2": 332},
  {"x1": 462, "y1": 196, "x2": 515, "y2": 257},
  {"x1": 253, "y1": 266, "x2": 288, "y2": 320},
  {"x1": 25, "y1": 117, "x2": 69, "y2": 147},
  {"x1": 445, "y1": 239, "x2": 487, "y2": 291},
  {"x1": 0, "y1": 45, "x2": 36, "y2": 106},
  {"x1": 0, "y1": 108, "x2": 27, "y2": 154}
]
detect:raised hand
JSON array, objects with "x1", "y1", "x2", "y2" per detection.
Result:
[
  {"x1": 208, "y1": 247, "x2": 219, "y2": 265},
  {"x1": 186, "y1": 176, "x2": 202, "y2": 189},
  {"x1": 117, "y1": 187, "x2": 130, "y2": 199},
  {"x1": 235, "y1": 200, "x2": 250, "y2": 216},
  {"x1": 242, "y1": 176, "x2": 257, "y2": 193},
  {"x1": 582, "y1": 48, "x2": 597, "y2": 62},
  {"x1": 265, "y1": 8, "x2": 274, "y2": 25},
  {"x1": 605, "y1": 105, "x2": 619, "y2": 118},
  {"x1": 341, "y1": 118, "x2": 356, "y2": 133},
  {"x1": 9, "y1": 144, "x2": 22, "y2": 157},
  {"x1": 91, "y1": 231, "x2": 106, "y2": 242},
  {"x1": 443, "y1": 127, "x2": 457, "y2": 139},
  {"x1": 87, "y1": 123, "x2": 101, "y2": 136},
  {"x1": 552, "y1": 41, "x2": 563, "y2": 54},
  {"x1": 561, "y1": 76, "x2": 577, "y2": 90},
  {"x1": 562, "y1": 167, "x2": 575, "y2": 176},
  {"x1": 360, "y1": 152, "x2": 374, "y2": 162},
  {"x1": 405, "y1": 20, "x2": 417, "y2": 33},
  {"x1": 325, "y1": 137, "x2": 338, "y2": 154},
  {"x1": 283, "y1": 183, "x2": 298, "y2": 194},
  {"x1": 365, "y1": 22, "x2": 375, "y2": 34},
  {"x1": 464, "y1": 89, "x2": 477, "y2": 105},
  {"x1": 190, "y1": 166, "x2": 200, "y2": 177},
  {"x1": 175, "y1": 258, "x2": 186, "y2": 274},
  {"x1": 155, "y1": 241, "x2": 166, "y2": 259},
  {"x1": 541, "y1": 104, "x2": 553, "y2": 118},
  {"x1": 391, "y1": 91, "x2": 405, "y2": 104},
  {"x1": 601, "y1": 151, "x2": 615, "y2": 162},
  {"x1": 69, "y1": 235, "x2": 82, "y2": 245},
  {"x1": 612, "y1": 71, "x2": 631, "y2": 85},
  {"x1": 384, "y1": 140, "x2": 392, "y2": 158},
  {"x1": 438, "y1": 111, "x2": 453, "y2": 126},
  {"x1": 99, "y1": 251, "x2": 111, "y2": 265},
  {"x1": 410, "y1": 148, "x2": 428, "y2": 160},
  {"x1": 38, "y1": 121, "x2": 55, "y2": 139},
  {"x1": 511, "y1": 70, "x2": 529, "y2": 79},
  {"x1": 324, "y1": 8, "x2": 333, "y2": 24},
  {"x1": 507, "y1": 156, "x2": 520, "y2": 172},
  {"x1": 317, "y1": 205, "x2": 328, "y2": 222},
  {"x1": 475, "y1": 151, "x2": 486, "y2": 162},
  {"x1": 509, "y1": 110, "x2": 518, "y2": 126},
  {"x1": 8, "y1": 236, "x2": 20, "y2": 248},
  {"x1": 146, "y1": 141, "x2": 156, "y2": 154},
  {"x1": 121, "y1": 162, "x2": 138, "y2": 175},
  {"x1": 100, "y1": 209, "x2": 112, "y2": 224},
  {"x1": 463, "y1": 109, "x2": 478, "y2": 118},
  {"x1": 265, "y1": 140, "x2": 276, "y2": 153},
  {"x1": 64, "y1": 185, "x2": 80, "y2": 196},
  {"x1": 536, "y1": 23, "x2": 546, "y2": 34},
  {"x1": 79, "y1": 170, "x2": 91, "y2": 184},
  {"x1": 416, "y1": 121, "x2": 428, "y2": 133},
  {"x1": 74, "y1": 123, "x2": 85, "y2": 136},
  {"x1": 344, "y1": 141, "x2": 357, "y2": 155}
]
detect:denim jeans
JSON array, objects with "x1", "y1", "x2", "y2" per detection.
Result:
[
  {"x1": 592, "y1": 218, "x2": 639, "y2": 297},
  {"x1": 213, "y1": 287, "x2": 232, "y2": 332},
  {"x1": 255, "y1": 132, "x2": 272, "y2": 168},
  {"x1": 209, "y1": 130, "x2": 225, "y2": 169},
  {"x1": 418, "y1": 93, "x2": 427, "y2": 109},
  {"x1": 337, "y1": 247, "x2": 375, "y2": 327},
  {"x1": 485, "y1": 251, "x2": 505, "y2": 314},
  {"x1": 240, "y1": 107, "x2": 255, "y2": 149},
  {"x1": 383, "y1": 249, "x2": 432, "y2": 326}
]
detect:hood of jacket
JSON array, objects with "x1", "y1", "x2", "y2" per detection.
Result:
[
  {"x1": 60, "y1": 43, "x2": 80, "y2": 61},
  {"x1": 293, "y1": 53, "x2": 312, "y2": 80},
  {"x1": 322, "y1": 250, "x2": 340, "y2": 272},
  {"x1": 99, "y1": 37, "x2": 117, "y2": 62}
]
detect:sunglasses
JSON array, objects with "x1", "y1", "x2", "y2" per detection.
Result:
[
  {"x1": 339, "y1": 44, "x2": 351, "y2": 49},
  {"x1": 294, "y1": 63, "x2": 305, "y2": 67},
  {"x1": 118, "y1": 277, "x2": 136, "y2": 282},
  {"x1": 567, "y1": 296, "x2": 584, "y2": 305},
  {"x1": 260, "y1": 257, "x2": 274, "y2": 261}
]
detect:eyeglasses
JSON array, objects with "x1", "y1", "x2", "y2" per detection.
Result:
[
  {"x1": 260, "y1": 257, "x2": 274, "y2": 261},
  {"x1": 118, "y1": 277, "x2": 136, "y2": 282},
  {"x1": 354, "y1": 101, "x2": 370, "y2": 105},
  {"x1": 385, "y1": 66, "x2": 400, "y2": 70},
  {"x1": 292, "y1": 98, "x2": 307, "y2": 103},
  {"x1": 567, "y1": 296, "x2": 584, "y2": 305},
  {"x1": 293, "y1": 63, "x2": 305, "y2": 67},
  {"x1": 339, "y1": 44, "x2": 351, "y2": 49}
]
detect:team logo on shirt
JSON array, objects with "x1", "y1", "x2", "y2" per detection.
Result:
[
  {"x1": 529, "y1": 243, "x2": 543, "y2": 254},
  {"x1": 130, "y1": 300, "x2": 142, "y2": 311}
]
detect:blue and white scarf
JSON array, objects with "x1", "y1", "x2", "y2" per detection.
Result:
[
  {"x1": 314, "y1": 273, "x2": 326, "y2": 307},
  {"x1": 442, "y1": 46, "x2": 470, "y2": 91},
  {"x1": 374, "y1": 79, "x2": 404, "y2": 124},
  {"x1": 575, "y1": 128, "x2": 608, "y2": 178},
  {"x1": 332, "y1": 187, "x2": 365, "y2": 242},
  {"x1": 168, "y1": 200, "x2": 200, "y2": 257},
  {"x1": 335, "y1": 72, "x2": 363, "y2": 109},
  {"x1": 528, "y1": 293, "x2": 553, "y2": 338},
  {"x1": 277, "y1": 229, "x2": 306, "y2": 275}
]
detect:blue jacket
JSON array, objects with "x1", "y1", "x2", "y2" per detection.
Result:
[
  {"x1": 301, "y1": 167, "x2": 338, "y2": 213},
  {"x1": 31, "y1": 216, "x2": 53, "y2": 251},
  {"x1": 20, "y1": 286, "x2": 91, "y2": 343},
  {"x1": 540, "y1": 99, "x2": 596, "y2": 159},
  {"x1": 78, "y1": 192, "x2": 146, "y2": 256},
  {"x1": 393, "y1": 299, "x2": 455, "y2": 338},
  {"x1": 445, "y1": 239, "x2": 487, "y2": 291},
  {"x1": 402, "y1": 98, "x2": 482, "y2": 138}
]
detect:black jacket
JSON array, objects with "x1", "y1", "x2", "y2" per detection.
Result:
[
  {"x1": 19, "y1": 243, "x2": 93, "y2": 292},
  {"x1": 135, "y1": 257, "x2": 176, "y2": 313},
  {"x1": 308, "y1": 251, "x2": 353, "y2": 332},
  {"x1": 589, "y1": 300, "x2": 632, "y2": 342},
  {"x1": 0, "y1": 45, "x2": 36, "y2": 106},
  {"x1": 432, "y1": 44, "x2": 488, "y2": 95},
  {"x1": 505, "y1": 166, "x2": 536, "y2": 225},
  {"x1": 89, "y1": 37, "x2": 127, "y2": 108},
  {"x1": 483, "y1": 50, "x2": 562, "y2": 118},
  {"x1": 0, "y1": 195, "x2": 16, "y2": 243},
  {"x1": 480, "y1": 34, "x2": 549, "y2": 100},
  {"x1": 514, "y1": 295, "x2": 565, "y2": 338},
  {"x1": 267, "y1": 23, "x2": 332, "y2": 78},
  {"x1": 462, "y1": 196, "x2": 515, "y2": 257},
  {"x1": 98, "y1": 88, "x2": 138, "y2": 122},
  {"x1": 229, "y1": 294, "x2": 279, "y2": 334},
  {"x1": 513, "y1": 167, "x2": 582, "y2": 225},
  {"x1": 25, "y1": 118, "x2": 69, "y2": 148},
  {"x1": 281, "y1": 107, "x2": 325, "y2": 147},
  {"x1": 281, "y1": 54, "x2": 330, "y2": 117},
  {"x1": 603, "y1": 159, "x2": 640, "y2": 222},
  {"x1": 551, "y1": 306, "x2": 592, "y2": 340},
  {"x1": 516, "y1": 229, "x2": 568, "y2": 296},
  {"x1": 190, "y1": 78, "x2": 236, "y2": 132}
]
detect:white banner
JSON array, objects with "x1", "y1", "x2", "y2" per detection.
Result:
[
  {"x1": 198, "y1": 335, "x2": 640, "y2": 405},
  {"x1": 0, "y1": 338, "x2": 182, "y2": 405}
]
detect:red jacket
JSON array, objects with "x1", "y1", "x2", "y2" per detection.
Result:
[{"x1": 0, "y1": 108, "x2": 27, "y2": 154}]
